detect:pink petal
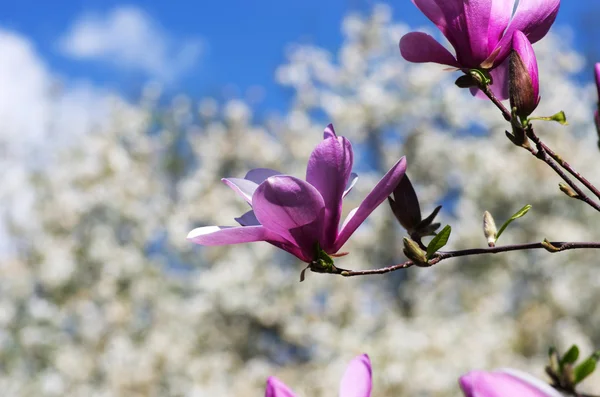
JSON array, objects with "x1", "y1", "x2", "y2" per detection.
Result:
[
  {"x1": 459, "y1": 369, "x2": 562, "y2": 397},
  {"x1": 265, "y1": 377, "x2": 297, "y2": 397},
  {"x1": 324, "y1": 123, "x2": 337, "y2": 139},
  {"x1": 469, "y1": 59, "x2": 509, "y2": 100},
  {"x1": 400, "y1": 32, "x2": 459, "y2": 67},
  {"x1": 306, "y1": 127, "x2": 353, "y2": 251},
  {"x1": 187, "y1": 225, "x2": 272, "y2": 245},
  {"x1": 339, "y1": 354, "x2": 372, "y2": 397},
  {"x1": 235, "y1": 210, "x2": 261, "y2": 226},
  {"x1": 493, "y1": 0, "x2": 560, "y2": 64},
  {"x1": 434, "y1": 0, "x2": 488, "y2": 66},
  {"x1": 334, "y1": 157, "x2": 407, "y2": 252},
  {"x1": 412, "y1": 0, "x2": 448, "y2": 36},
  {"x1": 594, "y1": 63, "x2": 600, "y2": 100},
  {"x1": 222, "y1": 178, "x2": 259, "y2": 204},
  {"x1": 253, "y1": 175, "x2": 325, "y2": 258},
  {"x1": 487, "y1": 0, "x2": 515, "y2": 51}
]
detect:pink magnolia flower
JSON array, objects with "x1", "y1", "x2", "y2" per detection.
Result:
[
  {"x1": 594, "y1": 63, "x2": 600, "y2": 130},
  {"x1": 509, "y1": 31, "x2": 540, "y2": 119},
  {"x1": 400, "y1": 0, "x2": 560, "y2": 99},
  {"x1": 187, "y1": 125, "x2": 407, "y2": 264},
  {"x1": 265, "y1": 354, "x2": 372, "y2": 397},
  {"x1": 459, "y1": 369, "x2": 563, "y2": 397}
]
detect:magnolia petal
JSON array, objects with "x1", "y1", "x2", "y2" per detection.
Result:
[
  {"x1": 400, "y1": 32, "x2": 459, "y2": 67},
  {"x1": 253, "y1": 175, "x2": 325, "y2": 257},
  {"x1": 235, "y1": 210, "x2": 261, "y2": 226},
  {"x1": 487, "y1": 0, "x2": 515, "y2": 51},
  {"x1": 469, "y1": 59, "x2": 509, "y2": 100},
  {"x1": 436, "y1": 0, "x2": 490, "y2": 66},
  {"x1": 493, "y1": 0, "x2": 560, "y2": 63},
  {"x1": 187, "y1": 225, "x2": 271, "y2": 245},
  {"x1": 343, "y1": 173, "x2": 358, "y2": 198},
  {"x1": 595, "y1": 63, "x2": 600, "y2": 100},
  {"x1": 245, "y1": 168, "x2": 283, "y2": 184},
  {"x1": 339, "y1": 354, "x2": 372, "y2": 397},
  {"x1": 306, "y1": 130, "x2": 353, "y2": 251},
  {"x1": 459, "y1": 369, "x2": 563, "y2": 397},
  {"x1": 222, "y1": 178, "x2": 259, "y2": 204},
  {"x1": 265, "y1": 377, "x2": 297, "y2": 397},
  {"x1": 334, "y1": 157, "x2": 407, "y2": 252},
  {"x1": 412, "y1": 0, "x2": 448, "y2": 35},
  {"x1": 324, "y1": 123, "x2": 337, "y2": 139}
]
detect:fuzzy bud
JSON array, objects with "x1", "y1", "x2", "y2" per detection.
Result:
[
  {"x1": 509, "y1": 31, "x2": 540, "y2": 120},
  {"x1": 482, "y1": 211, "x2": 497, "y2": 247},
  {"x1": 402, "y1": 237, "x2": 428, "y2": 266}
]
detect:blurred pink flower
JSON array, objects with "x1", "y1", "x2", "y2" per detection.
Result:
[
  {"x1": 265, "y1": 354, "x2": 372, "y2": 397},
  {"x1": 459, "y1": 369, "x2": 563, "y2": 397},
  {"x1": 400, "y1": 0, "x2": 560, "y2": 99},
  {"x1": 187, "y1": 124, "x2": 406, "y2": 263}
]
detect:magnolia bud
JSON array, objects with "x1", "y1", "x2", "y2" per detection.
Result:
[
  {"x1": 509, "y1": 31, "x2": 540, "y2": 120},
  {"x1": 482, "y1": 211, "x2": 497, "y2": 247},
  {"x1": 388, "y1": 174, "x2": 421, "y2": 233},
  {"x1": 402, "y1": 237, "x2": 428, "y2": 266}
]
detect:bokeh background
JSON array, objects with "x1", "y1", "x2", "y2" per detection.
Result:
[{"x1": 2, "y1": 1, "x2": 600, "y2": 396}]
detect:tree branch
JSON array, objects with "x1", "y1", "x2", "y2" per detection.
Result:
[{"x1": 340, "y1": 241, "x2": 600, "y2": 277}]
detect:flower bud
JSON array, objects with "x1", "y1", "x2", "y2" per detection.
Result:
[
  {"x1": 459, "y1": 369, "x2": 563, "y2": 397},
  {"x1": 388, "y1": 174, "x2": 421, "y2": 233},
  {"x1": 482, "y1": 211, "x2": 497, "y2": 247},
  {"x1": 402, "y1": 237, "x2": 428, "y2": 266},
  {"x1": 509, "y1": 31, "x2": 540, "y2": 120}
]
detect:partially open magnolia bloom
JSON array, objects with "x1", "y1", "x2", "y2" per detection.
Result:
[
  {"x1": 400, "y1": 0, "x2": 560, "y2": 99},
  {"x1": 187, "y1": 125, "x2": 407, "y2": 264},
  {"x1": 509, "y1": 30, "x2": 540, "y2": 119},
  {"x1": 594, "y1": 63, "x2": 600, "y2": 130},
  {"x1": 459, "y1": 369, "x2": 563, "y2": 397},
  {"x1": 265, "y1": 354, "x2": 372, "y2": 397}
]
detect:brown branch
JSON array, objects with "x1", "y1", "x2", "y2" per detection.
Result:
[{"x1": 340, "y1": 241, "x2": 600, "y2": 277}]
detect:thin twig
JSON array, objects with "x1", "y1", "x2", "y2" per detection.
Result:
[
  {"x1": 477, "y1": 81, "x2": 600, "y2": 212},
  {"x1": 340, "y1": 241, "x2": 600, "y2": 277},
  {"x1": 538, "y1": 140, "x2": 600, "y2": 201},
  {"x1": 526, "y1": 127, "x2": 600, "y2": 212}
]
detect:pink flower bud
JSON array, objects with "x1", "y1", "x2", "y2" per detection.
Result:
[{"x1": 509, "y1": 31, "x2": 540, "y2": 119}]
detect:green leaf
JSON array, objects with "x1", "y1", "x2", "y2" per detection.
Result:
[
  {"x1": 528, "y1": 111, "x2": 568, "y2": 125},
  {"x1": 495, "y1": 205, "x2": 532, "y2": 242},
  {"x1": 574, "y1": 357, "x2": 597, "y2": 384},
  {"x1": 426, "y1": 225, "x2": 451, "y2": 259},
  {"x1": 561, "y1": 345, "x2": 580, "y2": 366}
]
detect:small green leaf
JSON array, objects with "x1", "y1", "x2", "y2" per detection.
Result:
[
  {"x1": 426, "y1": 225, "x2": 451, "y2": 259},
  {"x1": 561, "y1": 345, "x2": 580, "y2": 366},
  {"x1": 574, "y1": 357, "x2": 597, "y2": 384},
  {"x1": 528, "y1": 111, "x2": 568, "y2": 125},
  {"x1": 495, "y1": 205, "x2": 532, "y2": 242}
]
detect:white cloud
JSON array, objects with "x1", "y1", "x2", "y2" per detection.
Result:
[
  {"x1": 58, "y1": 6, "x2": 202, "y2": 82},
  {"x1": 0, "y1": 28, "x2": 137, "y2": 257}
]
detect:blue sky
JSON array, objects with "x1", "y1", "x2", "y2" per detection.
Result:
[{"x1": 0, "y1": 1, "x2": 595, "y2": 112}]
